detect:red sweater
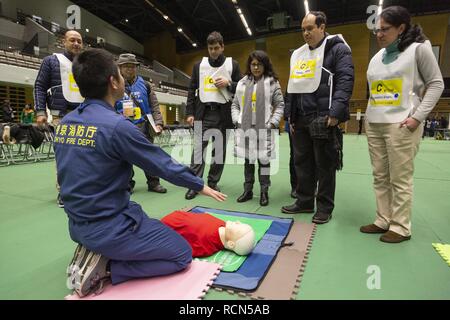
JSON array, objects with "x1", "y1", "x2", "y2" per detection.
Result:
[{"x1": 161, "y1": 211, "x2": 225, "y2": 257}]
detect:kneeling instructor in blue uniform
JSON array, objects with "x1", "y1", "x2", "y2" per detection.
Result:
[{"x1": 55, "y1": 48, "x2": 226, "y2": 298}]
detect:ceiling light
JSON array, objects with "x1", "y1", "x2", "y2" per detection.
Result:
[
  {"x1": 304, "y1": 1, "x2": 310, "y2": 14},
  {"x1": 85, "y1": 28, "x2": 89, "y2": 32},
  {"x1": 192, "y1": 43, "x2": 197, "y2": 47},
  {"x1": 125, "y1": 19, "x2": 129, "y2": 22},
  {"x1": 177, "y1": 27, "x2": 183, "y2": 32},
  {"x1": 378, "y1": 0, "x2": 384, "y2": 14},
  {"x1": 231, "y1": 2, "x2": 252, "y2": 37},
  {"x1": 163, "y1": 15, "x2": 169, "y2": 20}
]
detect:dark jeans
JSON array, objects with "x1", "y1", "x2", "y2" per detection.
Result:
[
  {"x1": 288, "y1": 130, "x2": 297, "y2": 191},
  {"x1": 243, "y1": 158, "x2": 270, "y2": 193},
  {"x1": 190, "y1": 108, "x2": 227, "y2": 187},
  {"x1": 130, "y1": 122, "x2": 161, "y2": 189},
  {"x1": 293, "y1": 115, "x2": 337, "y2": 215}
]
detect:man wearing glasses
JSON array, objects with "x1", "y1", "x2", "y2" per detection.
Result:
[{"x1": 282, "y1": 11, "x2": 354, "y2": 224}]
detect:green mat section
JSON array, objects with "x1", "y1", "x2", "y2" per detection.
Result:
[
  {"x1": 432, "y1": 243, "x2": 450, "y2": 267},
  {"x1": 195, "y1": 212, "x2": 272, "y2": 272}
]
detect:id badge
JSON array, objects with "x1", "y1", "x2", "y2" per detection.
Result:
[{"x1": 122, "y1": 100, "x2": 134, "y2": 117}]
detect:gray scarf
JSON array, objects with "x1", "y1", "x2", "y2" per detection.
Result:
[{"x1": 241, "y1": 76, "x2": 266, "y2": 131}]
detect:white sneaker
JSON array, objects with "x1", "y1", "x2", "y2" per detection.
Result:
[{"x1": 75, "y1": 252, "x2": 110, "y2": 297}]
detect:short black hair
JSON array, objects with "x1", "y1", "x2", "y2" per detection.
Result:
[
  {"x1": 308, "y1": 11, "x2": 327, "y2": 28},
  {"x1": 207, "y1": 31, "x2": 224, "y2": 46},
  {"x1": 72, "y1": 48, "x2": 120, "y2": 99}
]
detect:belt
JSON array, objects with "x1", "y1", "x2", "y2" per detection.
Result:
[{"x1": 205, "y1": 104, "x2": 220, "y2": 111}]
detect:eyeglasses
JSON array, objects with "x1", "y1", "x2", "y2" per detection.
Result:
[
  {"x1": 250, "y1": 63, "x2": 262, "y2": 68},
  {"x1": 300, "y1": 25, "x2": 317, "y2": 33},
  {"x1": 372, "y1": 26, "x2": 393, "y2": 35},
  {"x1": 121, "y1": 64, "x2": 137, "y2": 69}
]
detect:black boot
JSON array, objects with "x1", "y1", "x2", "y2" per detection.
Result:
[
  {"x1": 260, "y1": 192, "x2": 269, "y2": 206},
  {"x1": 281, "y1": 203, "x2": 314, "y2": 214},
  {"x1": 290, "y1": 189, "x2": 297, "y2": 199},
  {"x1": 185, "y1": 189, "x2": 197, "y2": 200},
  {"x1": 148, "y1": 184, "x2": 167, "y2": 193},
  {"x1": 237, "y1": 191, "x2": 253, "y2": 203}
]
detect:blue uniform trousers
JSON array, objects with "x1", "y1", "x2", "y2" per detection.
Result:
[{"x1": 68, "y1": 202, "x2": 192, "y2": 285}]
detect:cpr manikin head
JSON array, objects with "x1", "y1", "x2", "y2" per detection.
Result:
[{"x1": 220, "y1": 221, "x2": 255, "y2": 256}]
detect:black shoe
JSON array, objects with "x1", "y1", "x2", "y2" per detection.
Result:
[
  {"x1": 281, "y1": 203, "x2": 314, "y2": 214},
  {"x1": 260, "y1": 192, "x2": 269, "y2": 206},
  {"x1": 237, "y1": 191, "x2": 253, "y2": 203},
  {"x1": 290, "y1": 190, "x2": 297, "y2": 199},
  {"x1": 208, "y1": 184, "x2": 221, "y2": 192},
  {"x1": 185, "y1": 189, "x2": 197, "y2": 200},
  {"x1": 312, "y1": 212, "x2": 332, "y2": 224},
  {"x1": 148, "y1": 184, "x2": 167, "y2": 193},
  {"x1": 57, "y1": 193, "x2": 64, "y2": 208}
]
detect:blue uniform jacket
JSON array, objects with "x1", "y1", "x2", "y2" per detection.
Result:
[
  {"x1": 115, "y1": 76, "x2": 151, "y2": 125},
  {"x1": 54, "y1": 99, "x2": 204, "y2": 225}
]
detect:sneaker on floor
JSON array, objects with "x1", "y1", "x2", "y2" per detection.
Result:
[
  {"x1": 75, "y1": 252, "x2": 110, "y2": 297},
  {"x1": 312, "y1": 212, "x2": 332, "y2": 224},
  {"x1": 57, "y1": 193, "x2": 64, "y2": 208},
  {"x1": 67, "y1": 244, "x2": 90, "y2": 276},
  {"x1": 67, "y1": 244, "x2": 91, "y2": 290}
]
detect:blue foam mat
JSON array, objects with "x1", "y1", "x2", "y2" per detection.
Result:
[{"x1": 189, "y1": 206, "x2": 293, "y2": 292}]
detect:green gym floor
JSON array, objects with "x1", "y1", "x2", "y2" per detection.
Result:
[{"x1": 1, "y1": 134, "x2": 449, "y2": 300}]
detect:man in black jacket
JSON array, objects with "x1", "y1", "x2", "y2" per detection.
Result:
[
  {"x1": 282, "y1": 12, "x2": 354, "y2": 224},
  {"x1": 185, "y1": 31, "x2": 241, "y2": 200},
  {"x1": 34, "y1": 30, "x2": 84, "y2": 208}
]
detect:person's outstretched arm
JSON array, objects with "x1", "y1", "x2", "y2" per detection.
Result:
[{"x1": 112, "y1": 119, "x2": 226, "y2": 202}]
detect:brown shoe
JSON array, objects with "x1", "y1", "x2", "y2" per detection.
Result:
[
  {"x1": 360, "y1": 224, "x2": 388, "y2": 234},
  {"x1": 380, "y1": 230, "x2": 411, "y2": 243}
]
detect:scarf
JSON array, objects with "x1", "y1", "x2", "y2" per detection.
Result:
[{"x1": 241, "y1": 76, "x2": 266, "y2": 131}]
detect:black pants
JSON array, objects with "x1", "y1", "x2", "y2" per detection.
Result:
[
  {"x1": 243, "y1": 158, "x2": 270, "y2": 193},
  {"x1": 190, "y1": 108, "x2": 227, "y2": 187},
  {"x1": 130, "y1": 122, "x2": 160, "y2": 189},
  {"x1": 293, "y1": 116, "x2": 337, "y2": 215},
  {"x1": 288, "y1": 130, "x2": 297, "y2": 191}
]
